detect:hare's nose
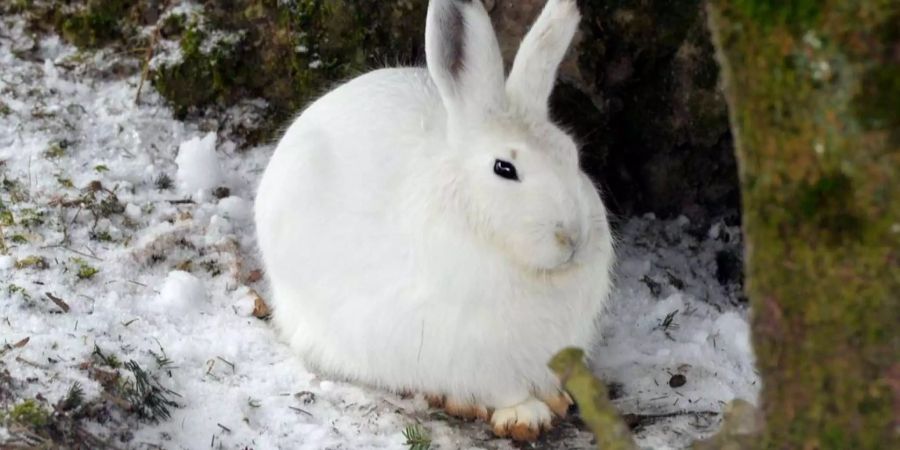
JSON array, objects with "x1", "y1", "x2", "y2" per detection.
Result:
[
  {"x1": 555, "y1": 220, "x2": 582, "y2": 249},
  {"x1": 554, "y1": 230, "x2": 574, "y2": 249}
]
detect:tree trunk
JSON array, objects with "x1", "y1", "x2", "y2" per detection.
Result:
[{"x1": 706, "y1": 2, "x2": 900, "y2": 448}]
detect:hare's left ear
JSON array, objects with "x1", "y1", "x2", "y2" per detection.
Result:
[{"x1": 506, "y1": 0, "x2": 581, "y2": 119}]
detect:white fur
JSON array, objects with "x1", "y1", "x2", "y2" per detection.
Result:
[
  {"x1": 507, "y1": 0, "x2": 581, "y2": 118},
  {"x1": 255, "y1": 0, "x2": 613, "y2": 429}
]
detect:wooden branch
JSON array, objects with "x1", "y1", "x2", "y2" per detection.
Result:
[{"x1": 549, "y1": 347, "x2": 637, "y2": 450}]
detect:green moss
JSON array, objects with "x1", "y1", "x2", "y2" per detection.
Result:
[
  {"x1": 91, "y1": 230, "x2": 113, "y2": 242},
  {"x1": 730, "y1": 0, "x2": 822, "y2": 30},
  {"x1": 60, "y1": 0, "x2": 130, "y2": 49},
  {"x1": 15, "y1": 255, "x2": 48, "y2": 270},
  {"x1": 2, "y1": 178, "x2": 27, "y2": 203},
  {"x1": 152, "y1": 24, "x2": 223, "y2": 116},
  {"x1": 56, "y1": 175, "x2": 75, "y2": 189},
  {"x1": 18, "y1": 208, "x2": 45, "y2": 228},
  {"x1": 5, "y1": 399, "x2": 50, "y2": 428},
  {"x1": 73, "y1": 258, "x2": 99, "y2": 279},
  {"x1": 794, "y1": 172, "x2": 863, "y2": 242},
  {"x1": 0, "y1": 209, "x2": 13, "y2": 227},
  {"x1": 0, "y1": 0, "x2": 32, "y2": 15},
  {"x1": 44, "y1": 141, "x2": 67, "y2": 159},
  {"x1": 160, "y1": 12, "x2": 186, "y2": 37},
  {"x1": 852, "y1": 10, "x2": 900, "y2": 144},
  {"x1": 7, "y1": 284, "x2": 30, "y2": 299},
  {"x1": 151, "y1": 0, "x2": 426, "y2": 140}
]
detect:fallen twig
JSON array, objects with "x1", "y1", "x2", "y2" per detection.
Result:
[
  {"x1": 16, "y1": 355, "x2": 49, "y2": 370},
  {"x1": 549, "y1": 348, "x2": 637, "y2": 450},
  {"x1": 289, "y1": 406, "x2": 313, "y2": 417},
  {"x1": 135, "y1": 26, "x2": 161, "y2": 104},
  {"x1": 0, "y1": 337, "x2": 30, "y2": 357},
  {"x1": 622, "y1": 410, "x2": 719, "y2": 430}
]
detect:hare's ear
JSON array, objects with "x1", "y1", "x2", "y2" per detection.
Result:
[
  {"x1": 506, "y1": 0, "x2": 581, "y2": 119},
  {"x1": 426, "y1": 0, "x2": 506, "y2": 124}
]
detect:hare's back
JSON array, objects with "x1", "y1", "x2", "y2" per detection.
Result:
[
  {"x1": 255, "y1": 67, "x2": 438, "y2": 306},
  {"x1": 295, "y1": 67, "x2": 439, "y2": 154}
]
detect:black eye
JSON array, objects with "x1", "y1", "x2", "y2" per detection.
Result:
[{"x1": 493, "y1": 159, "x2": 519, "y2": 181}]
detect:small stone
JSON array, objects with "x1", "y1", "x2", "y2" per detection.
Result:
[
  {"x1": 213, "y1": 186, "x2": 231, "y2": 199},
  {"x1": 669, "y1": 374, "x2": 687, "y2": 388}
]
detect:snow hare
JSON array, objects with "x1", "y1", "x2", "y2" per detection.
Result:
[{"x1": 255, "y1": 0, "x2": 614, "y2": 441}]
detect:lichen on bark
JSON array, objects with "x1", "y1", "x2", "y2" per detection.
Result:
[{"x1": 707, "y1": 1, "x2": 900, "y2": 448}]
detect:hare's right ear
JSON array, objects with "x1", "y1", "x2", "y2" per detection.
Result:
[
  {"x1": 506, "y1": 0, "x2": 581, "y2": 119},
  {"x1": 426, "y1": 0, "x2": 506, "y2": 125}
]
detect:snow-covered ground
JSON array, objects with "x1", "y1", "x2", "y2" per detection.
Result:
[{"x1": 0, "y1": 14, "x2": 758, "y2": 450}]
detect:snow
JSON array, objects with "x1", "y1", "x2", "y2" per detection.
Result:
[
  {"x1": 175, "y1": 132, "x2": 224, "y2": 198},
  {"x1": 218, "y1": 196, "x2": 253, "y2": 221},
  {"x1": 0, "y1": 12, "x2": 759, "y2": 450},
  {"x1": 155, "y1": 271, "x2": 209, "y2": 315}
]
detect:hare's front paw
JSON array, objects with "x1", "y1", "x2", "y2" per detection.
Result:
[
  {"x1": 491, "y1": 397, "x2": 553, "y2": 441},
  {"x1": 540, "y1": 390, "x2": 574, "y2": 418}
]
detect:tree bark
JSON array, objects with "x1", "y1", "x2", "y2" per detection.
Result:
[{"x1": 706, "y1": 2, "x2": 900, "y2": 448}]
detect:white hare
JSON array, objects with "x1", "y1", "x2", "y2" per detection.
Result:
[{"x1": 255, "y1": 0, "x2": 614, "y2": 440}]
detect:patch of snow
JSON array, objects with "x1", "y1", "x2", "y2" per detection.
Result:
[
  {"x1": 175, "y1": 132, "x2": 223, "y2": 199},
  {"x1": 217, "y1": 196, "x2": 252, "y2": 221},
  {"x1": 124, "y1": 202, "x2": 142, "y2": 220},
  {"x1": 155, "y1": 270, "x2": 209, "y2": 315}
]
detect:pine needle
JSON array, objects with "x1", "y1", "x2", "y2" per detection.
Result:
[
  {"x1": 402, "y1": 424, "x2": 431, "y2": 450},
  {"x1": 149, "y1": 349, "x2": 173, "y2": 370},
  {"x1": 121, "y1": 360, "x2": 179, "y2": 422},
  {"x1": 61, "y1": 382, "x2": 84, "y2": 411},
  {"x1": 91, "y1": 344, "x2": 121, "y2": 368}
]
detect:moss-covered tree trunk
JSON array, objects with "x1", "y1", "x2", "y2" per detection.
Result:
[{"x1": 707, "y1": 2, "x2": 899, "y2": 448}]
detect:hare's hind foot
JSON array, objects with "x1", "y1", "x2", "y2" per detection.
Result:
[
  {"x1": 445, "y1": 398, "x2": 492, "y2": 421},
  {"x1": 424, "y1": 393, "x2": 445, "y2": 409},
  {"x1": 490, "y1": 397, "x2": 554, "y2": 442},
  {"x1": 424, "y1": 392, "x2": 569, "y2": 442},
  {"x1": 425, "y1": 394, "x2": 492, "y2": 421}
]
